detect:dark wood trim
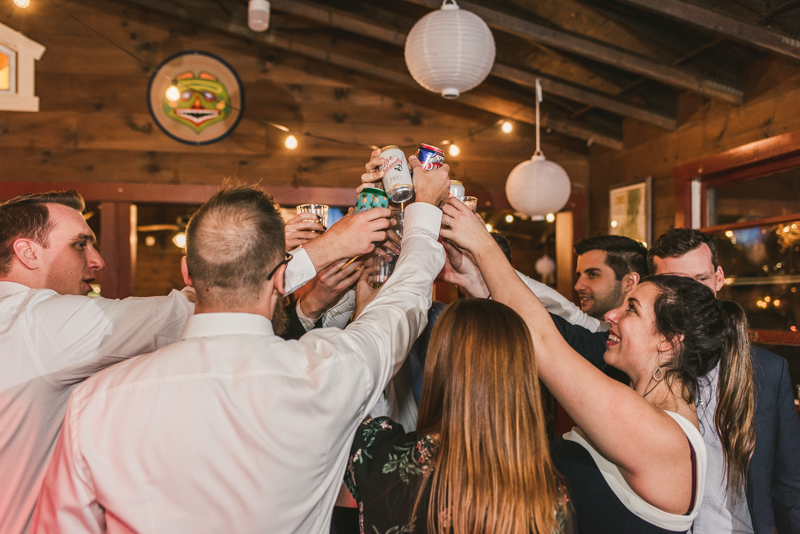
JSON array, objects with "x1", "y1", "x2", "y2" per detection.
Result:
[
  {"x1": 672, "y1": 129, "x2": 800, "y2": 227},
  {"x1": 99, "y1": 202, "x2": 135, "y2": 300},
  {"x1": 751, "y1": 329, "x2": 800, "y2": 346},
  {"x1": 701, "y1": 213, "x2": 800, "y2": 234},
  {"x1": 619, "y1": 0, "x2": 800, "y2": 61}
]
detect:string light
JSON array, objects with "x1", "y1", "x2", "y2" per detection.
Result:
[
  {"x1": 546, "y1": 213, "x2": 555, "y2": 223},
  {"x1": 485, "y1": 223, "x2": 493, "y2": 232},
  {"x1": 610, "y1": 220, "x2": 617, "y2": 228},
  {"x1": 501, "y1": 121, "x2": 513, "y2": 134},
  {"x1": 505, "y1": 214, "x2": 514, "y2": 223},
  {"x1": 165, "y1": 85, "x2": 181, "y2": 102},
  {"x1": 172, "y1": 232, "x2": 186, "y2": 249},
  {"x1": 448, "y1": 143, "x2": 460, "y2": 157},
  {"x1": 13, "y1": 0, "x2": 30, "y2": 8},
  {"x1": 285, "y1": 135, "x2": 298, "y2": 149}
]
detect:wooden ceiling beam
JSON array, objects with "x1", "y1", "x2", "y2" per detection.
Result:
[
  {"x1": 618, "y1": 0, "x2": 800, "y2": 61},
  {"x1": 118, "y1": 0, "x2": 624, "y2": 149},
  {"x1": 271, "y1": 0, "x2": 676, "y2": 129},
  {"x1": 402, "y1": 0, "x2": 743, "y2": 104}
]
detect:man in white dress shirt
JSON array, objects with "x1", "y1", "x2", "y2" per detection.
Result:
[
  {"x1": 32, "y1": 166, "x2": 449, "y2": 533},
  {"x1": 0, "y1": 188, "x2": 399, "y2": 534}
]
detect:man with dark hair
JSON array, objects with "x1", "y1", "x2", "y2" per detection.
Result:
[
  {"x1": 0, "y1": 190, "x2": 197, "y2": 534},
  {"x1": 573, "y1": 235, "x2": 648, "y2": 320},
  {"x1": 649, "y1": 228, "x2": 800, "y2": 534},
  {"x1": 33, "y1": 163, "x2": 450, "y2": 532}
]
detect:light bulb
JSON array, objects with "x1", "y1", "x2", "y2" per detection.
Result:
[
  {"x1": 448, "y1": 143, "x2": 460, "y2": 157},
  {"x1": 172, "y1": 232, "x2": 186, "y2": 249},
  {"x1": 610, "y1": 220, "x2": 617, "y2": 228},
  {"x1": 546, "y1": 213, "x2": 555, "y2": 223},
  {"x1": 13, "y1": 0, "x2": 30, "y2": 7},
  {"x1": 505, "y1": 214, "x2": 514, "y2": 223},
  {"x1": 485, "y1": 223, "x2": 493, "y2": 232},
  {"x1": 165, "y1": 85, "x2": 181, "y2": 102},
  {"x1": 285, "y1": 135, "x2": 298, "y2": 149},
  {"x1": 248, "y1": 0, "x2": 271, "y2": 32},
  {"x1": 501, "y1": 121, "x2": 513, "y2": 134}
]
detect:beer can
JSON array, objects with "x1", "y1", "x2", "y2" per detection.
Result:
[
  {"x1": 416, "y1": 143, "x2": 445, "y2": 171},
  {"x1": 356, "y1": 187, "x2": 389, "y2": 213},
  {"x1": 380, "y1": 145, "x2": 414, "y2": 203},
  {"x1": 449, "y1": 180, "x2": 465, "y2": 198}
]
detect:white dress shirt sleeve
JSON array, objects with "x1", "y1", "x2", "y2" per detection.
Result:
[
  {"x1": 284, "y1": 247, "x2": 316, "y2": 295},
  {"x1": 298, "y1": 202, "x2": 444, "y2": 417},
  {"x1": 515, "y1": 270, "x2": 608, "y2": 333},
  {"x1": 296, "y1": 290, "x2": 356, "y2": 332},
  {"x1": 30, "y1": 397, "x2": 105, "y2": 533},
  {"x1": 28, "y1": 288, "x2": 195, "y2": 385}
]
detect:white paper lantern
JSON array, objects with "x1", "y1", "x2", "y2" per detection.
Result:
[
  {"x1": 505, "y1": 154, "x2": 571, "y2": 220},
  {"x1": 535, "y1": 254, "x2": 556, "y2": 277},
  {"x1": 404, "y1": 0, "x2": 495, "y2": 99}
]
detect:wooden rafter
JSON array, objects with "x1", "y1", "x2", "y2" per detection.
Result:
[
  {"x1": 270, "y1": 0, "x2": 676, "y2": 129},
  {"x1": 619, "y1": 0, "x2": 800, "y2": 61},
  {"x1": 402, "y1": 0, "x2": 744, "y2": 104},
  {"x1": 116, "y1": 0, "x2": 624, "y2": 148}
]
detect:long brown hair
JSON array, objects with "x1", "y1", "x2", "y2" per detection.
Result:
[
  {"x1": 647, "y1": 275, "x2": 755, "y2": 491},
  {"x1": 415, "y1": 298, "x2": 565, "y2": 533}
]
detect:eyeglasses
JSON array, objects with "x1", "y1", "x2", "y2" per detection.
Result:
[{"x1": 267, "y1": 254, "x2": 293, "y2": 280}]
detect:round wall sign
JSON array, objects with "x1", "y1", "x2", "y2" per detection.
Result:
[{"x1": 148, "y1": 51, "x2": 244, "y2": 145}]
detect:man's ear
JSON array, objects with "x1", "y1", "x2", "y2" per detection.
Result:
[
  {"x1": 181, "y1": 256, "x2": 194, "y2": 288},
  {"x1": 622, "y1": 272, "x2": 640, "y2": 294},
  {"x1": 12, "y1": 238, "x2": 40, "y2": 270},
  {"x1": 273, "y1": 264, "x2": 287, "y2": 297},
  {"x1": 714, "y1": 265, "x2": 725, "y2": 293}
]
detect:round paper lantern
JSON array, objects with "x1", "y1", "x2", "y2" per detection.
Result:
[
  {"x1": 535, "y1": 254, "x2": 556, "y2": 277},
  {"x1": 404, "y1": 0, "x2": 495, "y2": 99},
  {"x1": 505, "y1": 154, "x2": 571, "y2": 220}
]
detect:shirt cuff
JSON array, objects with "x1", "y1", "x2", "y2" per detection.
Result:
[
  {"x1": 284, "y1": 247, "x2": 317, "y2": 295},
  {"x1": 402, "y1": 202, "x2": 442, "y2": 239},
  {"x1": 295, "y1": 299, "x2": 320, "y2": 331}
]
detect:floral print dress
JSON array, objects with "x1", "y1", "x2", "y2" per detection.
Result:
[{"x1": 344, "y1": 417, "x2": 438, "y2": 534}]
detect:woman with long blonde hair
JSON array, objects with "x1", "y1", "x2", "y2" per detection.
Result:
[{"x1": 341, "y1": 298, "x2": 568, "y2": 534}]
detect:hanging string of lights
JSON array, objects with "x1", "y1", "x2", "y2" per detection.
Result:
[{"x1": 25, "y1": 0, "x2": 524, "y2": 156}]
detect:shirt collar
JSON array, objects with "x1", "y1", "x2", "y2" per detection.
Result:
[
  {"x1": 181, "y1": 312, "x2": 274, "y2": 340},
  {"x1": 0, "y1": 281, "x2": 34, "y2": 295}
]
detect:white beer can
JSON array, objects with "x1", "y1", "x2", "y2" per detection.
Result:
[{"x1": 380, "y1": 145, "x2": 414, "y2": 203}]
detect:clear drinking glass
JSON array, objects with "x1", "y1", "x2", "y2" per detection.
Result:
[
  {"x1": 296, "y1": 204, "x2": 329, "y2": 231},
  {"x1": 370, "y1": 250, "x2": 398, "y2": 289},
  {"x1": 456, "y1": 196, "x2": 478, "y2": 212}
]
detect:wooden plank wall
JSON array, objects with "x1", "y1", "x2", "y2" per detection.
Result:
[
  {"x1": 0, "y1": 0, "x2": 588, "y2": 196},
  {"x1": 587, "y1": 56, "x2": 800, "y2": 240}
]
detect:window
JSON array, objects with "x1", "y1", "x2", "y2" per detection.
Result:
[{"x1": 0, "y1": 43, "x2": 14, "y2": 92}]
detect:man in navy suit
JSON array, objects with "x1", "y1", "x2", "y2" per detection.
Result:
[{"x1": 649, "y1": 229, "x2": 800, "y2": 534}]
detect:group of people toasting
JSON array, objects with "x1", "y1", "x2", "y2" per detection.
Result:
[{"x1": 1, "y1": 148, "x2": 798, "y2": 534}]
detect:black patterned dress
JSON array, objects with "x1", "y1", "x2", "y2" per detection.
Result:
[{"x1": 344, "y1": 417, "x2": 569, "y2": 534}]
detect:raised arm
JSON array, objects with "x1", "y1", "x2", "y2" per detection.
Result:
[{"x1": 440, "y1": 199, "x2": 696, "y2": 513}]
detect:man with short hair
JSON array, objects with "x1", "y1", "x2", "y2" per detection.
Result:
[
  {"x1": 573, "y1": 235, "x2": 648, "y2": 320},
  {"x1": 0, "y1": 187, "x2": 397, "y2": 534},
  {"x1": 0, "y1": 190, "x2": 196, "y2": 534},
  {"x1": 649, "y1": 228, "x2": 800, "y2": 534},
  {"x1": 32, "y1": 163, "x2": 449, "y2": 532}
]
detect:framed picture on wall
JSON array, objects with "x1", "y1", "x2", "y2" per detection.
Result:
[{"x1": 609, "y1": 177, "x2": 652, "y2": 246}]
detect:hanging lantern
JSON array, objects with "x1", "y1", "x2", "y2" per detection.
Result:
[
  {"x1": 505, "y1": 78, "x2": 571, "y2": 220},
  {"x1": 535, "y1": 254, "x2": 556, "y2": 277},
  {"x1": 404, "y1": 0, "x2": 495, "y2": 99}
]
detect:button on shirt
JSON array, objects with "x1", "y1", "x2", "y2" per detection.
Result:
[
  {"x1": 0, "y1": 284, "x2": 194, "y2": 534},
  {"x1": 31, "y1": 202, "x2": 445, "y2": 534}
]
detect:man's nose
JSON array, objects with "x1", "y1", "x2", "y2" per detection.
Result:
[{"x1": 88, "y1": 247, "x2": 105, "y2": 271}]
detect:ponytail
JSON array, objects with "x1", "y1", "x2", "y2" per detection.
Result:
[{"x1": 714, "y1": 301, "x2": 755, "y2": 492}]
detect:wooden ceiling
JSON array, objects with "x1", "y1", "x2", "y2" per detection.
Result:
[{"x1": 3, "y1": 0, "x2": 800, "y2": 194}]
